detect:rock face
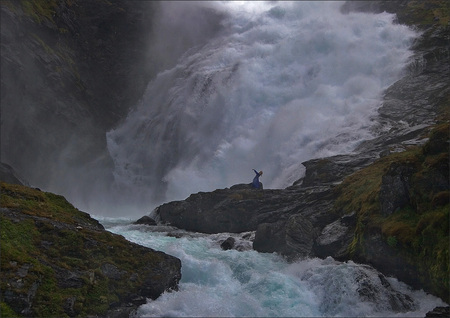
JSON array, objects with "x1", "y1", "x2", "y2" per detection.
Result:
[
  {"x1": 1, "y1": 0, "x2": 225, "y2": 206},
  {"x1": 134, "y1": 215, "x2": 157, "y2": 226},
  {"x1": 155, "y1": 187, "x2": 273, "y2": 234},
  {"x1": 0, "y1": 182, "x2": 181, "y2": 317},
  {"x1": 151, "y1": 2, "x2": 450, "y2": 302},
  {"x1": 379, "y1": 163, "x2": 415, "y2": 216},
  {"x1": 1, "y1": 0, "x2": 157, "y2": 193},
  {"x1": 426, "y1": 306, "x2": 450, "y2": 318}
]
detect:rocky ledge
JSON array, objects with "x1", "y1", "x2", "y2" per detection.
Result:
[
  {"x1": 148, "y1": 4, "x2": 450, "y2": 305},
  {"x1": 0, "y1": 182, "x2": 181, "y2": 317},
  {"x1": 152, "y1": 122, "x2": 448, "y2": 305}
]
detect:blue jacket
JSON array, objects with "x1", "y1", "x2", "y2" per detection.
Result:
[{"x1": 252, "y1": 169, "x2": 261, "y2": 188}]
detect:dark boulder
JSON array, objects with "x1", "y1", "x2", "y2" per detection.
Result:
[
  {"x1": 253, "y1": 221, "x2": 287, "y2": 254},
  {"x1": 220, "y1": 237, "x2": 236, "y2": 250},
  {"x1": 155, "y1": 188, "x2": 273, "y2": 233},
  {"x1": 285, "y1": 215, "x2": 316, "y2": 257},
  {"x1": 426, "y1": 306, "x2": 450, "y2": 318},
  {"x1": 134, "y1": 215, "x2": 157, "y2": 226},
  {"x1": 314, "y1": 212, "x2": 357, "y2": 260}
]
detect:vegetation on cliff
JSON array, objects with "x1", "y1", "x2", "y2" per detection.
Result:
[
  {"x1": 0, "y1": 183, "x2": 181, "y2": 317},
  {"x1": 335, "y1": 120, "x2": 449, "y2": 302}
]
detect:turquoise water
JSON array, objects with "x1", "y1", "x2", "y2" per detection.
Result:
[{"x1": 101, "y1": 219, "x2": 447, "y2": 317}]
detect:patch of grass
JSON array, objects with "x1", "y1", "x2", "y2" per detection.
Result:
[
  {"x1": 398, "y1": 0, "x2": 450, "y2": 27},
  {"x1": 20, "y1": 0, "x2": 58, "y2": 24},
  {"x1": 1, "y1": 182, "x2": 177, "y2": 316},
  {"x1": 335, "y1": 122, "x2": 449, "y2": 300},
  {"x1": 335, "y1": 147, "x2": 422, "y2": 218},
  {"x1": 0, "y1": 302, "x2": 19, "y2": 317},
  {"x1": 1, "y1": 182, "x2": 93, "y2": 226}
]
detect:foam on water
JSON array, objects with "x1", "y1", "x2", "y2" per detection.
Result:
[
  {"x1": 106, "y1": 1, "x2": 419, "y2": 211},
  {"x1": 104, "y1": 221, "x2": 446, "y2": 317}
]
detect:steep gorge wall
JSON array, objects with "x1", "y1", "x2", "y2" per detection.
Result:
[
  {"x1": 1, "y1": 0, "x2": 157, "y2": 198},
  {"x1": 1, "y1": 0, "x2": 225, "y2": 210}
]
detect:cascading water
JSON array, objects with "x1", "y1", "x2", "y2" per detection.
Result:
[
  {"x1": 99, "y1": 3, "x2": 449, "y2": 316},
  {"x1": 106, "y1": 1, "x2": 418, "y2": 212},
  {"x1": 101, "y1": 219, "x2": 447, "y2": 317}
]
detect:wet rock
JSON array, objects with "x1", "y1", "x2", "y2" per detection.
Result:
[
  {"x1": 315, "y1": 212, "x2": 356, "y2": 259},
  {"x1": 379, "y1": 163, "x2": 415, "y2": 216},
  {"x1": 253, "y1": 221, "x2": 287, "y2": 254},
  {"x1": 355, "y1": 271, "x2": 416, "y2": 313},
  {"x1": 220, "y1": 237, "x2": 235, "y2": 250},
  {"x1": 230, "y1": 183, "x2": 252, "y2": 190},
  {"x1": 359, "y1": 231, "x2": 422, "y2": 291},
  {"x1": 301, "y1": 155, "x2": 374, "y2": 187},
  {"x1": 64, "y1": 296, "x2": 77, "y2": 317},
  {"x1": 285, "y1": 215, "x2": 316, "y2": 257},
  {"x1": 134, "y1": 215, "x2": 157, "y2": 226},
  {"x1": 425, "y1": 306, "x2": 450, "y2": 317},
  {"x1": 155, "y1": 188, "x2": 275, "y2": 233}
]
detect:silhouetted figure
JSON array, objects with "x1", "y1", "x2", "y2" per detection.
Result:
[{"x1": 252, "y1": 169, "x2": 263, "y2": 189}]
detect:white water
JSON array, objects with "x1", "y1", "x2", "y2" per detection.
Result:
[
  {"x1": 105, "y1": 1, "x2": 418, "y2": 214},
  {"x1": 101, "y1": 218, "x2": 446, "y2": 317}
]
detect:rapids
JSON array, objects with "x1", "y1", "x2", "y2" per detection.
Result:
[{"x1": 101, "y1": 218, "x2": 447, "y2": 317}]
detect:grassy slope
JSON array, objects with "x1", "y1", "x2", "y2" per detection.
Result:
[
  {"x1": 335, "y1": 121, "x2": 449, "y2": 301},
  {"x1": 0, "y1": 183, "x2": 174, "y2": 317}
]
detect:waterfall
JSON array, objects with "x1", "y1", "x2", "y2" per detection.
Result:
[{"x1": 106, "y1": 1, "x2": 418, "y2": 212}]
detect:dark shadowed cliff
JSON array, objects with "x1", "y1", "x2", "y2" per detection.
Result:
[{"x1": 0, "y1": 0, "x2": 225, "y2": 211}]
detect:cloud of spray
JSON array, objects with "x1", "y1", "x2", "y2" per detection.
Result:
[
  {"x1": 106, "y1": 1, "x2": 418, "y2": 216},
  {"x1": 144, "y1": 1, "x2": 227, "y2": 74}
]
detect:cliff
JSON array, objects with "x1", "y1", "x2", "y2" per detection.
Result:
[
  {"x1": 151, "y1": 1, "x2": 449, "y2": 302},
  {"x1": 0, "y1": 182, "x2": 181, "y2": 317},
  {"x1": 0, "y1": 0, "x2": 225, "y2": 206}
]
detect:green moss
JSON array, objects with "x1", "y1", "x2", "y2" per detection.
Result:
[
  {"x1": 0, "y1": 302, "x2": 20, "y2": 317},
  {"x1": 397, "y1": 0, "x2": 450, "y2": 27},
  {"x1": 335, "y1": 146, "x2": 422, "y2": 218},
  {"x1": 20, "y1": 0, "x2": 58, "y2": 24},
  {"x1": 335, "y1": 122, "x2": 449, "y2": 300},
  {"x1": 1, "y1": 182, "x2": 174, "y2": 317},
  {"x1": 1, "y1": 182, "x2": 93, "y2": 225}
]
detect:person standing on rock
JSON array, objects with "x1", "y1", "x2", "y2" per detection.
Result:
[{"x1": 252, "y1": 169, "x2": 263, "y2": 189}]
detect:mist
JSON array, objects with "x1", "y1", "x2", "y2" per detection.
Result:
[
  {"x1": 105, "y1": 1, "x2": 418, "y2": 216},
  {"x1": 1, "y1": 2, "x2": 418, "y2": 217}
]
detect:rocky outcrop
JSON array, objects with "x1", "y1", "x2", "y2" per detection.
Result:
[
  {"x1": 314, "y1": 212, "x2": 357, "y2": 259},
  {"x1": 149, "y1": 7, "x2": 450, "y2": 300},
  {"x1": 134, "y1": 215, "x2": 157, "y2": 226},
  {"x1": 220, "y1": 237, "x2": 236, "y2": 251},
  {"x1": 379, "y1": 162, "x2": 416, "y2": 216},
  {"x1": 426, "y1": 306, "x2": 450, "y2": 318},
  {"x1": 0, "y1": 182, "x2": 181, "y2": 317},
  {"x1": 155, "y1": 187, "x2": 276, "y2": 234}
]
